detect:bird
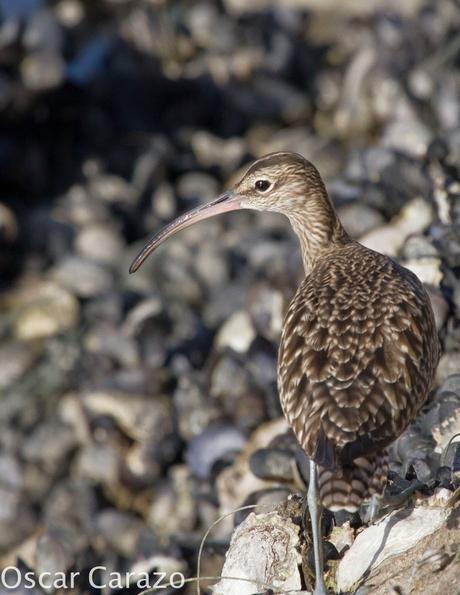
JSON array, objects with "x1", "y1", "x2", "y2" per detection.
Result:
[{"x1": 129, "y1": 152, "x2": 440, "y2": 595}]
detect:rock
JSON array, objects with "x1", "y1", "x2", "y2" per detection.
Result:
[
  {"x1": 76, "y1": 442, "x2": 120, "y2": 486},
  {"x1": 195, "y1": 241, "x2": 230, "y2": 289},
  {"x1": 0, "y1": 202, "x2": 18, "y2": 241},
  {"x1": 191, "y1": 131, "x2": 246, "y2": 173},
  {"x1": 122, "y1": 296, "x2": 163, "y2": 337},
  {"x1": 21, "y1": 51, "x2": 65, "y2": 91},
  {"x1": 336, "y1": 506, "x2": 452, "y2": 593},
  {"x1": 224, "y1": 0, "x2": 424, "y2": 14},
  {"x1": 451, "y1": 443, "x2": 460, "y2": 484},
  {"x1": 54, "y1": 185, "x2": 110, "y2": 226},
  {"x1": 0, "y1": 455, "x2": 23, "y2": 524},
  {"x1": 0, "y1": 342, "x2": 38, "y2": 389},
  {"x1": 249, "y1": 448, "x2": 294, "y2": 482},
  {"x1": 211, "y1": 509, "x2": 301, "y2": 595},
  {"x1": 401, "y1": 234, "x2": 439, "y2": 259},
  {"x1": 329, "y1": 521, "x2": 355, "y2": 556},
  {"x1": 23, "y1": 8, "x2": 63, "y2": 51},
  {"x1": 418, "y1": 375, "x2": 460, "y2": 451},
  {"x1": 210, "y1": 355, "x2": 252, "y2": 401},
  {"x1": 383, "y1": 115, "x2": 432, "y2": 157},
  {"x1": 148, "y1": 465, "x2": 196, "y2": 539},
  {"x1": 35, "y1": 530, "x2": 75, "y2": 578},
  {"x1": 185, "y1": 423, "x2": 246, "y2": 480},
  {"x1": 151, "y1": 182, "x2": 176, "y2": 219},
  {"x1": 12, "y1": 281, "x2": 79, "y2": 340},
  {"x1": 81, "y1": 391, "x2": 174, "y2": 443},
  {"x1": 83, "y1": 324, "x2": 139, "y2": 367},
  {"x1": 361, "y1": 198, "x2": 433, "y2": 256},
  {"x1": 403, "y1": 257, "x2": 443, "y2": 288},
  {"x1": 426, "y1": 288, "x2": 449, "y2": 331},
  {"x1": 124, "y1": 442, "x2": 162, "y2": 485},
  {"x1": 22, "y1": 419, "x2": 77, "y2": 474},
  {"x1": 216, "y1": 418, "x2": 289, "y2": 517},
  {"x1": 58, "y1": 392, "x2": 90, "y2": 444},
  {"x1": 176, "y1": 172, "x2": 219, "y2": 202},
  {"x1": 337, "y1": 202, "x2": 385, "y2": 238},
  {"x1": 74, "y1": 224, "x2": 124, "y2": 264},
  {"x1": 235, "y1": 487, "x2": 294, "y2": 526},
  {"x1": 95, "y1": 509, "x2": 145, "y2": 557},
  {"x1": 54, "y1": 0, "x2": 84, "y2": 27},
  {"x1": 52, "y1": 257, "x2": 113, "y2": 298},
  {"x1": 44, "y1": 479, "x2": 97, "y2": 532},
  {"x1": 436, "y1": 353, "x2": 460, "y2": 384},
  {"x1": 215, "y1": 310, "x2": 256, "y2": 353},
  {"x1": 88, "y1": 174, "x2": 137, "y2": 204},
  {"x1": 247, "y1": 284, "x2": 284, "y2": 342},
  {"x1": 173, "y1": 369, "x2": 218, "y2": 441}
]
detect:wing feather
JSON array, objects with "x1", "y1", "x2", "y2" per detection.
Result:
[{"x1": 278, "y1": 244, "x2": 439, "y2": 469}]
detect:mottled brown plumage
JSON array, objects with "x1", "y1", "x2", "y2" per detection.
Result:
[
  {"x1": 279, "y1": 242, "x2": 439, "y2": 510},
  {"x1": 129, "y1": 151, "x2": 440, "y2": 594}
]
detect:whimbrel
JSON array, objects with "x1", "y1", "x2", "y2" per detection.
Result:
[{"x1": 130, "y1": 152, "x2": 440, "y2": 595}]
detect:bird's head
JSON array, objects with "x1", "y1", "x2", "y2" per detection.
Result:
[
  {"x1": 129, "y1": 152, "x2": 338, "y2": 273},
  {"x1": 233, "y1": 152, "x2": 325, "y2": 212}
]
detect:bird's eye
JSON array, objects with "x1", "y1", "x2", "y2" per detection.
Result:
[{"x1": 255, "y1": 179, "x2": 271, "y2": 192}]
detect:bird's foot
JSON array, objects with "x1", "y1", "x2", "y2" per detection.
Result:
[{"x1": 363, "y1": 480, "x2": 423, "y2": 524}]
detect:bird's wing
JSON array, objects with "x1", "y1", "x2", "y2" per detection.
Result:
[{"x1": 278, "y1": 248, "x2": 439, "y2": 469}]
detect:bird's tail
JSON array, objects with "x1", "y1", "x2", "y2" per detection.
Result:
[{"x1": 318, "y1": 450, "x2": 388, "y2": 512}]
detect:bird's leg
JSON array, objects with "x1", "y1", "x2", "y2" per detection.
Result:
[
  {"x1": 307, "y1": 459, "x2": 328, "y2": 595},
  {"x1": 365, "y1": 494, "x2": 382, "y2": 524}
]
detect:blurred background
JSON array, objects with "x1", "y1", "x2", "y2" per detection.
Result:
[{"x1": 0, "y1": 0, "x2": 459, "y2": 593}]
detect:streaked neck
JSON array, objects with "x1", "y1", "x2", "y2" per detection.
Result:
[{"x1": 287, "y1": 193, "x2": 350, "y2": 273}]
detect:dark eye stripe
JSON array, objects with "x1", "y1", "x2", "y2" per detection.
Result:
[{"x1": 255, "y1": 180, "x2": 270, "y2": 191}]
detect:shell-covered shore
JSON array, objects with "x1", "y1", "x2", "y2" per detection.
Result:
[{"x1": 0, "y1": 0, "x2": 459, "y2": 593}]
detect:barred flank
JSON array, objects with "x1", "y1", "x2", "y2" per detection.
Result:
[{"x1": 318, "y1": 451, "x2": 388, "y2": 512}]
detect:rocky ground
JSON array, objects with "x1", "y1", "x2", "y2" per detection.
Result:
[{"x1": 0, "y1": 0, "x2": 459, "y2": 594}]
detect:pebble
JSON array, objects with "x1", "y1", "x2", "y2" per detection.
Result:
[
  {"x1": 74, "y1": 224, "x2": 124, "y2": 264},
  {"x1": 210, "y1": 354, "x2": 252, "y2": 401},
  {"x1": 249, "y1": 448, "x2": 294, "y2": 482},
  {"x1": 0, "y1": 342, "x2": 38, "y2": 389},
  {"x1": 337, "y1": 202, "x2": 385, "y2": 238},
  {"x1": 88, "y1": 174, "x2": 138, "y2": 204},
  {"x1": 83, "y1": 324, "x2": 139, "y2": 367},
  {"x1": 436, "y1": 353, "x2": 460, "y2": 384},
  {"x1": 403, "y1": 257, "x2": 443, "y2": 287},
  {"x1": 52, "y1": 257, "x2": 113, "y2": 298},
  {"x1": 336, "y1": 506, "x2": 450, "y2": 592},
  {"x1": 148, "y1": 465, "x2": 196, "y2": 539},
  {"x1": 0, "y1": 202, "x2": 17, "y2": 241},
  {"x1": 191, "y1": 131, "x2": 246, "y2": 173},
  {"x1": 20, "y1": 51, "x2": 65, "y2": 91},
  {"x1": 211, "y1": 509, "x2": 302, "y2": 595},
  {"x1": 23, "y1": 8, "x2": 63, "y2": 51},
  {"x1": 21, "y1": 420, "x2": 77, "y2": 474},
  {"x1": 76, "y1": 442, "x2": 120, "y2": 489},
  {"x1": 176, "y1": 172, "x2": 220, "y2": 202},
  {"x1": 215, "y1": 310, "x2": 256, "y2": 353},
  {"x1": 173, "y1": 372, "x2": 218, "y2": 441},
  {"x1": 1, "y1": 0, "x2": 460, "y2": 589},
  {"x1": 247, "y1": 284, "x2": 284, "y2": 342},
  {"x1": 95, "y1": 509, "x2": 145, "y2": 557},
  {"x1": 81, "y1": 391, "x2": 174, "y2": 443},
  {"x1": 12, "y1": 282, "x2": 79, "y2": 340},
  {"x1": 185, "y1": 423, "x2": 246, "y2": 480},
  {"x1": 35, "y1": 530, "x2": 74, "y2": 577},
  {"x1": 361, "y1": 198, "x2": 433, "y2": 256}
]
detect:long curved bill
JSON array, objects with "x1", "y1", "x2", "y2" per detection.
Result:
[{"x1": 129, "y1": 190, "x2": 242, "y2": 273}]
